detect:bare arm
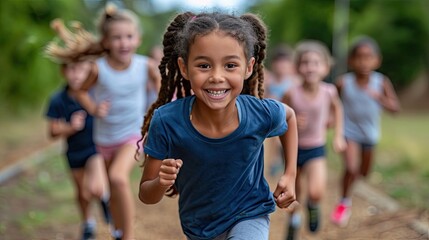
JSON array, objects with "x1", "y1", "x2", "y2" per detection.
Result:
[
  {"x1": 139, "y1": 156, "x2": 182, "y2": 204},
  {"x1": 335, "y1": 76, "x2": 345, "y2": 97},
  {"x1": 280, "y1": 104, "x2": 298, "y2": 179},
  {"x1": 75, "y1": 62, "x2": 100, "y2": 116},
  {"x1": 47, "y1": 110, "x2": 86, "y2": 139},
  {"x1": 48, "y1": 119, "x2": 76, "y2": 139},
  {"x1": 147, "y1": 58, "x2": 161, "y2": 94},
  {"x1": 379, "y1": 77, "x2": 401, "y2": 113},
  {"x1": 330, "y1": 89, "x2": 347, "y2": 153},
  {"x1": 273, "y1": 104, "x2": 299, "y2": 211}
]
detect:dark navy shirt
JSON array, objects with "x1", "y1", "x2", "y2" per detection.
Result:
[
  {"x1": 46, "y1": 86, "x2": 95, "y2": 156},
  {"x1": 144, "y1": 95, "x2": 287, "y2": 240}
]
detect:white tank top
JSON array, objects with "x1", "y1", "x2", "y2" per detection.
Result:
[{"x1": 93, "y1": 54, "x2": 148, "y2": 146}]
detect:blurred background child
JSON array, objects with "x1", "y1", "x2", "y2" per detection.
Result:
[
  {"x1": 331, "y1": 36, "x2": 400, "y2": 227},
  {"x1": 264, "y1": 44, "x2": 300, "y2": 177},
  {"x1": 282, "y1": 40, "x2": 346, "y2": 240},
  {"x1": 74, "y1": 4, "x2": 161, "y2": 239},
  {"x1": 265, "y1": 44, "x2": 300, "y2": 100},
  {"x1": 44, "y1": 25, "x2": 111, "y2": 239}
]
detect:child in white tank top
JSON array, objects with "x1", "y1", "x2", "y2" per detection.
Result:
[{"x1": 73, "y1": 4, "x2": 161, "y2": 239}]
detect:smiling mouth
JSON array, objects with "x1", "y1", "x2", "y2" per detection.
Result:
[{"x1": 206, "y1": 89, "x2": 228, "y2": 96}]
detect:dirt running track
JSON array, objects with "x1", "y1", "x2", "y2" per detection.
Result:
[{"x1": 1, "y1": 138, "x2": 427, "y2": 240}]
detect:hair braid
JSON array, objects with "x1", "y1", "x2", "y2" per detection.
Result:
[
  {"x1": 140, "y1": 12, "x2": 194, "y2": 141},
  {"x1": 240, "y1": 14, "x2": 267, "y2": 98}
]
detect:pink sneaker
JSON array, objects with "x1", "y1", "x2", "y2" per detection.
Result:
[{"x1": 331, "y1": 203, "x2": 351, "y2": 227}]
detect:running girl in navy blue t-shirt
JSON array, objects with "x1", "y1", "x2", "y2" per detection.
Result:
[{"x1": 138, "y1": 12, "x2": 299, "y2": 240}]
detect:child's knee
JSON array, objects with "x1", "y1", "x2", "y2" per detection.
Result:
[
  {"x1": 108, "y1": 173, "x2": 129, "y2": 190},
  {"x1": 77, "y1": 189, "x2": 91, "y2": 202},
  {"x1": 88, "y1": 183, "x2": 104, "y2": 198},
  {"x1": 308, "y1": 189, "x2": 324, "y2": 202}
]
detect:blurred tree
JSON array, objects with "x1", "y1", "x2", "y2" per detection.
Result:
[
  {"x1": 0, "y1": 0, "x2": 174, "y2": 115},
  {"x1": 252, "y1": 0, "x2": 429, "y2": 88},
  {"x1": 0, "y1": 0, "x2": 91, "y2": 114},
  {"x1": 348, "y1": 0, "x2": 429, "y2": 88}
]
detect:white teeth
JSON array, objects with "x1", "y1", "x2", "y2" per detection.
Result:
[{"x1": 207, "y1": 90, "x2": 227, "y2": 96}]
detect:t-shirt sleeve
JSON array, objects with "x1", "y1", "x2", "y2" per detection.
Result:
[
  {"x1": 143, "y1": 109, "x2": 169, "y2": 160},
  {"x1": 45, "y1": 95, "x2": 61, "y2": 119},
  {"x1": 264, "y1": 99, "x2": 288, "y2": 137}
]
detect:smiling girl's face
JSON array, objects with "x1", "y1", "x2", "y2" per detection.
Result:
[{"x1": 178, "y1": 31, "x2": 254, "y2": 112}]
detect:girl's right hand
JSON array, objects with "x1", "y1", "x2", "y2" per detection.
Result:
[
  {"x1": 159, "y1": 159, "x2": 183, "y2": 187},
  {"x1": 95, "y1": 100, "x2": 110, "y2": 118}
]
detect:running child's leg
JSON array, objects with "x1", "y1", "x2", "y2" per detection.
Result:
[
  {"x1": 71, "y1": 169, "x2": 96, "y2": 239},
  {"x1": 304, "y1": 157, "x2": 326, "y2": 232},
  {"x1": 85, "y1": 153, "x2": 111, "y2": 224},
  {"x1": 107, "y1": 143, "x2": 137, "y2": 240},
  {"x1": 360, "y1": 144, "x2": 375, "y2": 177},
  {"x1": 331, "y1": 140, "x2": 359, "y2": 226},
  {"x1": 341, "y1": 140, "x2": 360, "y2": 198},
  {"x1": 71, "y1": 169, "x2": 91, "y2": 221}
]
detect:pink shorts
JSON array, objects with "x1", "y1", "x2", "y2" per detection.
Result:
[{"x1": 96, "y1": 135, "x2": 142, "y2": 161}]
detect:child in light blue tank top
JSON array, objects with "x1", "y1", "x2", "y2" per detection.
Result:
[{"x1": 331, "y1": 36, "x2": 400, "y2": 227}]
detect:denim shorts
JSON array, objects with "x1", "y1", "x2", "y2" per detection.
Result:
[{"x1": 297, "y1": 145, "x2": 326, "y2": 167}]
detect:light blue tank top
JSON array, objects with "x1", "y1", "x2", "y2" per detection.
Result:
[
  {"x1": 342, "y1": 71, "x2": 383, "y2": 144},
  {"x1": 93, "y1": 54, "x2": 148, "y2": 145}
]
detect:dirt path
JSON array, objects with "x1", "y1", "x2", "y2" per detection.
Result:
[
  {"x1": 92, "y1": 172, "x2": 425, "y2": 240},
  {"x1": 1, "y1": 138, "x2": 427, "y2": 239}
]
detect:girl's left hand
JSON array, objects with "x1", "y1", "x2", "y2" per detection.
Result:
[{"x1": 273, "y1": 174, "x2": 299, "y2": 212}]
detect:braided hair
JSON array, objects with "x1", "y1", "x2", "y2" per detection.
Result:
[{"x1": 140, "y1": 12, "x2": 268, "y2": 141}]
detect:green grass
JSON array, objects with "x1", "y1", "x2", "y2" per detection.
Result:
[
  {"x1": 328, "y1": 112, "x2": 429, "y2": 209},
  {"x1": 374, "y1": 113, "x2": 429, "y2": 209}
]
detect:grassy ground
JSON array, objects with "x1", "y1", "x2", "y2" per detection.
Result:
[
  {"x1": 327, "y1": 112, "x2": 429, "y2": 209},
  {"x1": 373, "y1": 113, "x2": 429, "y2": 208}
]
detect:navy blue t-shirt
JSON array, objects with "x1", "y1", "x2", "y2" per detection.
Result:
[
  {"x1": 144, "y1": 95, "x2": 287, "y2": 240},
  {"x1": 45, "y1": 87, "x2": 96, "y2": 162}
]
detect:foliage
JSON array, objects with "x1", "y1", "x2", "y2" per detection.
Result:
[
  {"x1": 0, "y1": 0, "x2": 92, "y2": 114},
  {"x1": 0, "y1": 0, "x2": 174, "y2": 115},
  {"x1": 252, "y1": 0, "x2": 429, "y2": 88},
  {"x1": 2, "y1": 0, "x2": 428, "y2": 112}
]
